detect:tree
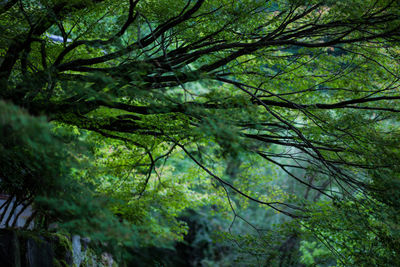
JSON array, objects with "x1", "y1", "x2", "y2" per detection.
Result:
[{"x1": 1, "y1": 0, "x2": 400, "y2": 265}]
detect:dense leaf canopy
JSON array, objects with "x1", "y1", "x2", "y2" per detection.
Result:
[{"x1": 1, "y1": 0, "x2": 400, "y2": 265}]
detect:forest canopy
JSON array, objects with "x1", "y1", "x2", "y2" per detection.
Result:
[{"x1": 1, "y1": 0, "x2": 400, "y2": 266}]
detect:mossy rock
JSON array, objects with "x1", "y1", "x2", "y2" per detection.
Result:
[
  {"x1": 50, "y1": 232, "x2": 73, "y2": 264},
  {"x1": 16, "y1": 230, "x2": 73, "y2": 267},
  {"x1": 53, "y1": 258, "x2": 70, "y2": 267},
  {"x1": 16, "y1": 230, "x2": 46, "y2": 267}
]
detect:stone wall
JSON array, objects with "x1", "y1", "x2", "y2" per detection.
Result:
[{"x1": 0, "y1": 229, "x2": 112, "y2": 267}]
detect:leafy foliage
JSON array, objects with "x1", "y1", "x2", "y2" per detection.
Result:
[{"x1": 2, "y1": 0, "x2": 400, "y2": 265}]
